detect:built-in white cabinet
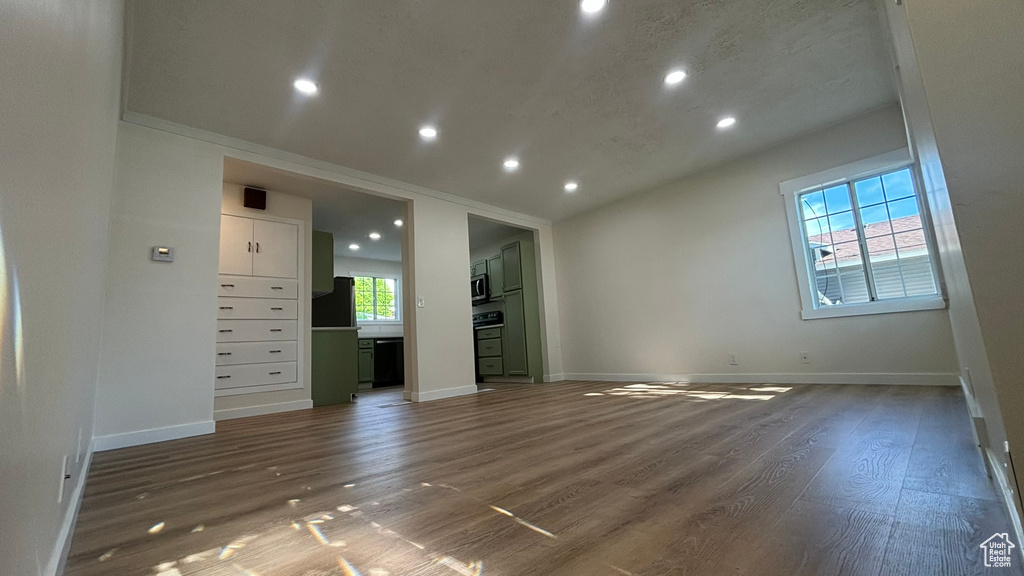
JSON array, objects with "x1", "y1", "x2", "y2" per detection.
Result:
[
  {"x1": 217, "y1": 213, "x2": 303, "y2": 396},
  {"x1": 219, "y1": 214, "x2": 298, "y2": 279}
]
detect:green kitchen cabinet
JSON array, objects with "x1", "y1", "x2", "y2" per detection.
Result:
[
  {"x1": 486, "y1": 254, "x2": 503, "y2": 299},
  {"x1": 471, "y1": 260, "x2": 488, "y2": 277},
  {"x1": 358, "y1": 341, "x2": 375, "y2": 383},
  {"x1": 311, "y1": 330, "x2": 358, "y2": 406},
  {"x1": 503, "y1": 290, "x2": 528, "y2": 375},
  {"x1": 500, "y1": 242, "x2": 522, "y2": 292},
  {"x1": 312, "y1": 231, "x2": 335, "y2": 297}
]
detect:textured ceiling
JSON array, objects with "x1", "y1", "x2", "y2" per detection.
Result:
[
  {"x1": 224, "y1": 158, "x2": 407, "y2": 262},
  {"x1": 126, "y1": 0, "x2": 896, "y2": 222}
]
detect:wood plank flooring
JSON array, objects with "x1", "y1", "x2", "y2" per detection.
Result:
[{"x1": 64, "y1": 382, "x2": 1021, "y2": 576}]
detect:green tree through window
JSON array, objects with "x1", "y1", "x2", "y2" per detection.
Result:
[{"x1": 354, "y1": 276, "x2": 398, "y2": 321}]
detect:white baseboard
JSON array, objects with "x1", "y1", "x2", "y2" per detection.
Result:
[
  {"x1": 544, "y1": 373, "x2": 566, "y2": 382},
  {"x1": 214, "y1": 399, "x2": 313, "y2": 421},
  {"x1": 410, "y1": 385, "x2": 478, "y2": 402},
  {"x1": 93, "y1": 420, "x2": 215, "y2": 452},
  {"x1": 985, "y1": 447, "x2": 1024, "y2": 560},
  {"x1": 560, "y1": 372, "x2": 959, "y2": 386},
  {"x1": 47, "y1": 440, "x2": 93, "y2": 576}
]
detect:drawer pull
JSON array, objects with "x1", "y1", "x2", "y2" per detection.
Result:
[
  {"x1": 269, "y1": 371, "x2": 282, "y2": 375},
  {"x1": 271, "y1": 307, "x2": 284, "y2": 311},
  {"x1": 217, "y1": 352, "x2": 232, "y2": 356},
  {"x1": 219, "y1": 306, "x2": 234, "y2": 310},
  {"x1": 270, "y1": 329, "x2": 283, "y2": 332},
  {"x1": 221, "y1": 284, "x2": 235, "y2": 288},
  {"x1": 271, "y1": 286, "x2": 284, "y2": 290},
  {"x1": 217, "y1": 375, "x2": 232, "y2": 380},
  {"x1": 218, "y1": 329, "x2": 233, "y2": 333},
  {"x1": 269, "y1": 350, "x2": 282, "y2": 354}
]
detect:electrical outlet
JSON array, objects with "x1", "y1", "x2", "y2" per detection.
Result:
[
  {"x1": 417, "y1": 297, "x2": 425, "y2": 308},
  {"x1": 728, "y1": 353, "x2": 738, "y2": 366},
  {"x1": 799, "y1": 351, "x2": 811, "y2": 364},
  {"x1": 58, "y1": 454, "x2": 69, "y2": 503}
]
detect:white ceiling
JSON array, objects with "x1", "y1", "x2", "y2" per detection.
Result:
[
  {"x1": 127, "y1": 0, "x2": 896, "y2": 222},
  {"x1": 223, "y1": 158, "x2": 407, "y2": 262}
]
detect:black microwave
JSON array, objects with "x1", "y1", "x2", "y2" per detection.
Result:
[{"x1": 471, "y1": 274, "x2": 489, "y2": 305}]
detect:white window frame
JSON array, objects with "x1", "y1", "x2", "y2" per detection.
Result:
[
  {"x1": 780, "y1": 149, "x2": 946, "y2": 320},
  {"x1": 351, "y1": 272, "x2": 402, "y2": 324}
]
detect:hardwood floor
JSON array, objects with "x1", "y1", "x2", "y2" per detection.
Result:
[{"x1": 65, "y1": 382, "x2": 1020, "y2": 576}]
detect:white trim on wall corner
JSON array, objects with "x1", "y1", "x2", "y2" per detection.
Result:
[
  {"x1": 47, "y1": 441, "x2": 94, "y2": 576},
  {"x1": 214, "y1": 399, "x2": 313, "y2": 421},
  {"x1": 93, "y1": 421, "x2": 215, "y2": 452},
  {"x1": 985, "y1": 448, "x2": 1024, "y2": 562},
  {"x1": 560, "y1": 372, "x2": 959, "y2": 386},
  {"x1": 410, "y1": 385, "x2": 478, "y2": 402}
]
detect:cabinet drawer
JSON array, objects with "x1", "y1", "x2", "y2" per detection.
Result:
[
  {"x1": 476, "y1": 327, "x2": 502, "y2": 340},
  {"x1": 478, "y1": 338, "x2": 502, "y2": 358},
  {"x1": 218, "y1": 276, "x2": 298, "y2": 299},
  {"x1": 216, "y1": 341, "x2": 297, "y2": 366},
  {"x1": 217, "y1": 320, "x2": 297, "y2": 342},
  {"x1": 217, "y1": 297, "x2": 298, "y2": 320},
  {"x1": 215, "y1": 362, "x2": 297, "y2": 390},
  {"x1": 478, "y1": 357, "x2": 503, "y2": 376},
  {"x1": 358, "y1": 339, "x2": 375, "y2": 349}
]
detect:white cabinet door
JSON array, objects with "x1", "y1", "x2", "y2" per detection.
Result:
[
  {"x1": 219, "y1": 215, "x2": 254, "y2": 275},
  {"x1": 253, "y1": 219, "x2": 298, "y2": 278}
]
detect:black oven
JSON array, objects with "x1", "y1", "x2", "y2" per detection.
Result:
[{"x1": 471, "y1": 274, "x2": 489, "y2": 305}]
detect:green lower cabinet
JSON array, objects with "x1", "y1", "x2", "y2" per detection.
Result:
[
  {"x1": 358, "y1": 345, "x2": 374, "y2": 384},
  {"x1": 478, "y1": 357, "x2": 503, "y2": 375},
  {"x1": 503, "y1": 290, "x2": 528, "y2": 376},
  {"x1": 311, "y1": 330, "x2": 359, "y2": 406}
]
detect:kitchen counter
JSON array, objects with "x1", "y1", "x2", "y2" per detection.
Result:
[{"x1": 312, "y1": 327, "x2": 362, "y2": 332}]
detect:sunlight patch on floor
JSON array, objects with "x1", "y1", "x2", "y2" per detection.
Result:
[{"x1": 584, "y1": 382, "x2": 792, "y2": 401}]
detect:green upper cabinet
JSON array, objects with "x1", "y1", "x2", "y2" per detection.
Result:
[
  {"x1": 500, "y1": 242, "x2": 522, "y2": 292},
  {"x1": 312, "y1": 231, "x2": 334, "y2": 297},
  {"x1": 486, "y1": 254, "x2": 503, "y2": 299},
  {"x1": 471, "y1": 260, "x2": 488, "y2": 277}
]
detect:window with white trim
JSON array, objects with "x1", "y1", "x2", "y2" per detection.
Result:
[
  {"x1": 354, "y1": 275, "x2": 400, "y2": 322},
  {"x1": 782, "y1": 150, "x2": 944, "y2": 320}
]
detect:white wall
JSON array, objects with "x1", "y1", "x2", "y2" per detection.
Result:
[
  {"x1": 553, "y1": 105, "x2": 959, "y2": 384},
  {"x1": 96, "y1": 117, "x2": 564, "y2": 433},
  {"x1": 216, "y1": 183, "x2": 313, "y2": 418},
  {"x1": 94, "y1": 122, "x2": 222, "y2": 445},
  {"x1": 879, "y1": 0, "x2": 1024, "y2": 533},
  {"x1": 0, "y1": 1, "x2": 123, "y2": 574}
]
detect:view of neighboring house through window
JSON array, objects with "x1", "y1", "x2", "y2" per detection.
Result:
[
  {"x1": 354, "y1": 276, "x2": 399, "y2": 321},
  {"x1": 798, "y1": 167, "x2": 938, "y2": 308}
]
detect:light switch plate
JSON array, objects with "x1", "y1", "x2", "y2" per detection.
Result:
[{"x1": 152, "y1": 246, "x2": 174, "y2": 262}]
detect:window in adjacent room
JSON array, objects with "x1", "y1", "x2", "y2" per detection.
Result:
[
  {"x1": 354, "y1": 275, "x2": 399, "y2": 322},
  {"x1": 781, "y1": 150, "x2": 945, "y2": 320}
]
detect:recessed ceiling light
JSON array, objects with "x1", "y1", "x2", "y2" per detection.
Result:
[
  {"x1": 348, "y1": 243, "x2": 360, "y2": 251},
  {"x1": 419, "y1": 126, "x2": 438, "y2": 140},
  {"x1": 717, "y1": 116, "x2": 737, "y2": 129},
  {"x1": 368, "y1": 232, "x2": 382, "y2": 240},
  {"x1": 664, "y1": 69, "x2": 687, "y2": 86},
  {"x1": 503, "y1": 157, "x2": 520, "y2": 171},
  {"x1": 293, "y1": 78, "x2": 319, "y2": 95},
  {"x1": 394, "y1": 219, "x2": 403, "y2": 227},
  {"x1": 580, "y1": 0, "x2": 607, "y2": 14},
  {"x1": 564, "y1": 181, "x2": 579, "y2": 193}
]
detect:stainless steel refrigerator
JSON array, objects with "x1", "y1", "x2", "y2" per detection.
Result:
[{"x1": 312, "y1": 277, "x2": 356, "y2": 327}]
